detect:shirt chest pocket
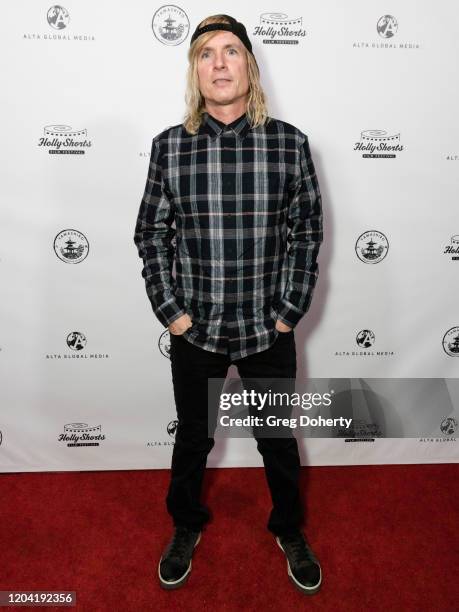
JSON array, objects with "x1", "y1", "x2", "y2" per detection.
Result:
[{"x1": 162, "y1": 149, "x2": 211, "y2": 217}]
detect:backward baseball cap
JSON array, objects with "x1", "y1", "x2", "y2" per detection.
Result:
[{"x1": 190, "y1": 14, "x2": 258, "y2": 65}]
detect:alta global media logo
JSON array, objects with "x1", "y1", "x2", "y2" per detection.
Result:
[
  {"x1": 352, "y1": 14, "x2": 420, "y2": 50},
  {"x1": 45, "y1": 332, "x2": 109, "y2": 360},
  {"x1": 23, "y1": 5, "x2": 96, "y2": 42}
]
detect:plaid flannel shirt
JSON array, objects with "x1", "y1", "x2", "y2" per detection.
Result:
[{"x1": 134, "y1": 110, "x2": 323, "y2": 360}]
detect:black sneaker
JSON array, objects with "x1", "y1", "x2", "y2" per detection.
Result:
[
  {"x1": 158, "y1": 526, "x2": 201, "y2": 589},
  {"x1": 276, "y1": 531, "x2": 322, "y2": 595}
]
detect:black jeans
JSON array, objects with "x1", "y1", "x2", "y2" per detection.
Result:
[{"x1": 166, "y1": 329, "x2": 303, "y2": 537}]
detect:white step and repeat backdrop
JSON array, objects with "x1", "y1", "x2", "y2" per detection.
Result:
[{"x1": 1, "y1": 1, "x2": 458, "y2": 472}]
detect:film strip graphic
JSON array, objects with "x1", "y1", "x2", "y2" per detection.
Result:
[
  {"x1": 361, "y1": 130, "x2": 400, "y2": 143},
  {"x1": 64, "y1": 423, "x2": 101, "y2": 434},
  {"x1": 259, "y1": 13, "x2": 303, "y2": 27},
  {"x1": 44, "y1": 125, "x2": 87, "y2": 138}
]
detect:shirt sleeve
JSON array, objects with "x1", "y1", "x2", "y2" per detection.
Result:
[
  {"x1": 133, "y1": 136, "x2": 186, "y2": 328},
  {"x1": 276, "y1": 134, "x2": 324, "y2": 328}
]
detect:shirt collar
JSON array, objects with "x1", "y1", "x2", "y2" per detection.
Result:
[{"x1": 200, "y1": 110, "x2": 252, "y2": 140}]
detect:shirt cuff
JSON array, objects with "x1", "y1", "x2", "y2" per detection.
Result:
[
  {"x1": 155, "y1": 301, "x2": 187, "y2": 328},
  {"x1": 274, "y1": 300, "x2": 305, "y2": 329}
]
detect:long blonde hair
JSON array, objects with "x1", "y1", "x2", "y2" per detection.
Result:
[{"x1": 183, "y1": 15, "x2": 270, "y2": 135}]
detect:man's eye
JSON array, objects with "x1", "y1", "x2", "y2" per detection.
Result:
[{"x1": 200, "y1": 48, "x2": 237, "y2": 58}]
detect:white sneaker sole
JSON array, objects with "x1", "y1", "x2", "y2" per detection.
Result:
[
  {"x1": 158, "y1": 531, "x2": 202, "y2": 589},
  {"x1": 276, "y1": 536, "x2": 322, "y2": 595}
]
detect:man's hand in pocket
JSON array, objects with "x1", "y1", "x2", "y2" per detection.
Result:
[
  {"x1": 275, "y1": 320, "x2": 293, "y2": 333},
  {"x1": 169, "y1": 313, "x2": 193, "y2": 336}
]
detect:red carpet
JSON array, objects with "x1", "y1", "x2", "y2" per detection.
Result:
[{"x1": 1, "y1": 464, "x2": 458, "y2": 611}]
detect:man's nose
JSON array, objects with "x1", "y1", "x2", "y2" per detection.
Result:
[{"x1": 213, "y1": 52, "x2": 227, "y2": 68}]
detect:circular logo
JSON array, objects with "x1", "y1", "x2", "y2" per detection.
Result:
[
  {"x1": 159, "y1": 329, "x2": 173, "y2": 359},
  {"x1": 355, "y1": 230, "x2": 389, "y2": 264},
  {"x1": 440, "y1": 417, "x2": 458, "y2": 436},
  {"x1": 47, "y1": 5, "x2": 70, "y2": 30},
  {"x1": 442, "y1": 327, "x2": 459, "y2": 357},
  {"x1": 54, "y1": 229, "x2": 89, "y2": 264},
  {"x1": 356, "y1": 329, "x2": 375, "y2": 348},
  {"x1": 152, "y1": 5, "x2": 190, "y2": 46},
  {"x1": 167, "y1": 419, "x2": 178, "y2": 437},
  {"x1": 67, "y1": 332, "x2": 87, "y2": 351},
  {"x1": 376, "y1": 15, "x2": 398, "y2": 38}
]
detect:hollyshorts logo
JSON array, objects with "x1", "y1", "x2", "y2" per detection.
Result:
[
  {"x1": 146, "y1": 420, "x2": 178, "y2": 447},
  {"x1": 355, "y1": 230, "x2": 389, "y2": 263},
  {"x1": 341, "y1": 418, "x2": 382, "y2": 442},
  {"x1": 159, "y1": 329, "x2": 173, "y2": 359},
  {"x1": 443, "y1": 235, "x2": 459, "y2": 261},
  {"x1": 38, "y1": 125, "x2": 92, "y2": 155},
  {"x1": 45, "y1": 332, "x2": 109, "y2": 360},
  {"x1": 335, "y1": 329, "x2": 395, "y2": 358},
  {"x1": 152, "y1": 6, "x2": 189, "y2": 46},
  {"x1": 442, "y1": 327, "x2": 459, "y2": 357},
  {"x1": 353, "y1": 14, "x2": 420, "y2": 50},
  {"x1": 58, "y1": 423, "x2": 105, "y2": 447},
  {"x1": 54, "y1": 229, "x2": 89, "y2": 263},
  {"x1": 354, "y1": 130, "x2": 404, "y2": 158},
  {"x1": 252, "y1": 13, "x2": 306, "y2": 46},
  {"x1": 23, "y1": 5, "x2": 95, "y2": 42}
]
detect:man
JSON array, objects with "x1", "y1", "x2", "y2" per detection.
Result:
[{"x1": 134, "y1": 14, "x2": 323, "y2": 595}]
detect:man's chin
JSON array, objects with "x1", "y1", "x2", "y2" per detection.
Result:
[{"x1": 207, "y1": 93, "x2": 238, "y2": 105}]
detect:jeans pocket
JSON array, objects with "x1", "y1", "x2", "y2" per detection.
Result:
[{"x1": 276, "y1": 329, "x2": 294, "y2": 342}]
